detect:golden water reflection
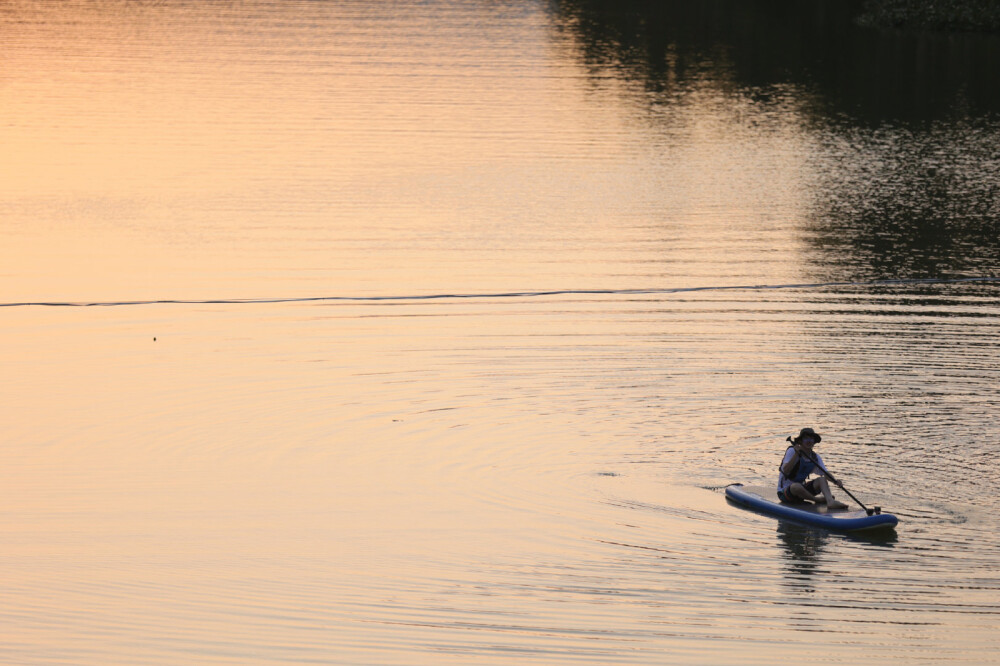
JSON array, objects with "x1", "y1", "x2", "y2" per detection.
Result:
[{"x1": 3, "y1": 1, "x2": 1000, "y2": 663}]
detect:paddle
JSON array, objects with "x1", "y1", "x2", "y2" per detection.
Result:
[{"x1": 785, "y1": 436, "x2": 881, "y2": 516}]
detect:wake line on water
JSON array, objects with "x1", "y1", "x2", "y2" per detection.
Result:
[{"x1": 2, "y1": 276, "x2": 999, "y2": 308}]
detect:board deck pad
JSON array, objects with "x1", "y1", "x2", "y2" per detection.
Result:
[{"x1": 726, "y1": 484, "x2": 898, "y2": 531}]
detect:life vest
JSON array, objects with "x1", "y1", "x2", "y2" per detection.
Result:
[{"x1": 779, "y1": 446, "x2": 818, "y2": 484}]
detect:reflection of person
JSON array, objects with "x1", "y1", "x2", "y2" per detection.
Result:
[
  {"x1": 776, "y1": 521, "x2": 828, "y2": 587},
  {"x1": 778, "y1": 428, "x2": 848, "y2": 509}
]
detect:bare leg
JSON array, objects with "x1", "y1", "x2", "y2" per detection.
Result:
[
  {"x1": 814, "y1": 478, "x2": 848, "y2": 509},
  {"x1": 787, "y1": 480, "x2": 848, "y2": 509},
  {"x1": 787, "y1": 482, "x2": 820, "y2": 503}
]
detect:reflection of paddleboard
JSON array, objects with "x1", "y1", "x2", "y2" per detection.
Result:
[{"x1": 726, "y1": 483, "x2": 899, "y2": 532}]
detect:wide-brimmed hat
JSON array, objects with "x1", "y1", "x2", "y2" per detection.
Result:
[{"x1": 794, "y1": 427, "x2": 821, "y2": 443}]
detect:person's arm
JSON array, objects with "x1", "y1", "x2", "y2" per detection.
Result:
[{"x1": 780, "y1": 447, "x2": 799, "y2": 476}]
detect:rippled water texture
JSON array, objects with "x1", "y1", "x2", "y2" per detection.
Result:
[{"x1": 2, "y1": 1, "x2": 1000, "y2": 663}]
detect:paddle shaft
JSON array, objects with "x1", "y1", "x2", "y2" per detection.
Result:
[{"x1": 787, "y1": 438, "x2": 874, "y2": 515}]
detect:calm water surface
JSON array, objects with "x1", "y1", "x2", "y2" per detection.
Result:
[{"x1": 2, "y1": 1, "x2": 1000, "y2": 663}]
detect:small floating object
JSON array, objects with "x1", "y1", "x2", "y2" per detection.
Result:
[{"x1": 726, "y1": 484, "x2": 898, "y2": 532}]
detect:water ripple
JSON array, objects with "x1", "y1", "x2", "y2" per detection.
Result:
[{"x1": 2, "y1": 276, "x2": 998, "y2": 308}]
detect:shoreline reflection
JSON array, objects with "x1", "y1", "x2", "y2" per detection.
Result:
[{"x1": 554, "y1": 0, "x2": 1000, "y2": 285}]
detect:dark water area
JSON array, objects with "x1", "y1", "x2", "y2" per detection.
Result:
[
  {"x1": 555, "y1": 0, "x2": 1000, "y2": 284},
  {"x1": 554, "y1": 0, "x2": 1000, "y2": 123},
  {"x1": 857, "y1": 0, "x2": 1000, "y2": 32}
]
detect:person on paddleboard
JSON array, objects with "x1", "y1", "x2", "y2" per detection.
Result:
[{"x1": 777, "y1": 428, "x2": 849, "y2": 509}]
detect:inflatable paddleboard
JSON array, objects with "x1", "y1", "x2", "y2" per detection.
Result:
[{"x1": 726, "y1": 483, "x2": 898, "y2": 531}]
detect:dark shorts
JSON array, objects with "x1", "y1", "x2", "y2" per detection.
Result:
[{"x1": 778, "y1": 478, "x2": 822, "y2": 503}]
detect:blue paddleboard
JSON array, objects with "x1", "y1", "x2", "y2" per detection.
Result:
[{"x1": 726, "y1": 483, "x2": 898, "y2": 531}]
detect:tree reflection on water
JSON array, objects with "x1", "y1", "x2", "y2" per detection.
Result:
[
  {"x1": 553, "y1": 0, "x2": 1000, "y2": 124},
  {"x1": 553, "y1": 0, "x2": 1000, "y2": 284}
]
